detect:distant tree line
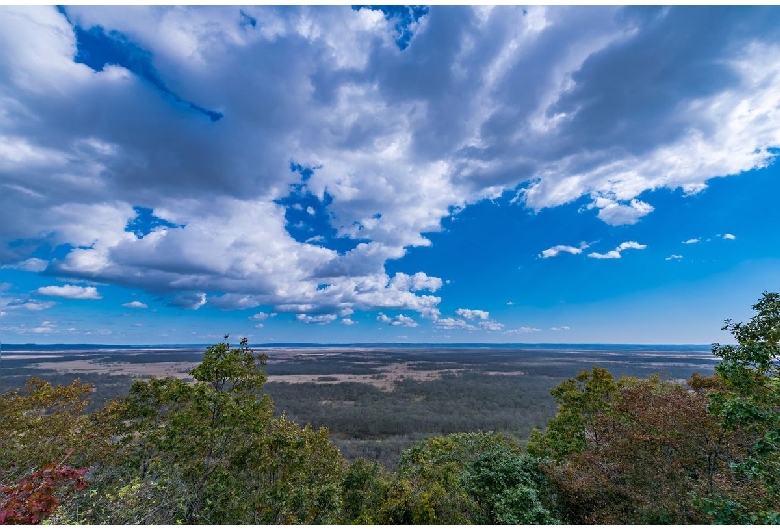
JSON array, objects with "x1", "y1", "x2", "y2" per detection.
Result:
[{"x1": 2, "y1": 292, "x2": 780, "y2": 524}]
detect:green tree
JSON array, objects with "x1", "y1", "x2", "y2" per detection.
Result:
[
  {"x1": 702, "y1": 292, "x2": 780, "y2": 523},
  {"x1": 386, "y1": 432, "x2": 559, "y2": 524},
  {"x1": 526, "y1": 366, "x2": 620, "y2": 461},
  {"x1": 0, "y1": 378, "x2": 99, "y2": 479},
  {"x1": 62, "y1": 337, "x2": 345, "y2": 524}
]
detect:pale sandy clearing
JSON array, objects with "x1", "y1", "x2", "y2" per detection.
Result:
[{"x1": 31, "y1": 360, "x2": 466, "y2": 391}]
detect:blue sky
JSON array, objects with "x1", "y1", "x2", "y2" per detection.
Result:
[{"x1": 1, "y1": 6, "x2": 779, "y2": 344}]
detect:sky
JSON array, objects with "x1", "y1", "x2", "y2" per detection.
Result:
[{"x1": 1, "y1": 5, "x2": 780, "y2": 345}]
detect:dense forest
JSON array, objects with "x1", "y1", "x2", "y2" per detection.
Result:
[{"x1": 2, "y1": 292, "x2": 780, "y2": 524}]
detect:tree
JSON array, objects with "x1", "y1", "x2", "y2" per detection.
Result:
[
  {"x1": 526, "y1": 366, "x2": 621, "y2": 461},
  {"x1": 384, "y1": 432, "x2": 559, "y2": 524},
  {"x1": 0, "y1": 378, "x2": 98, "y2": 479},
  {"x1": 62, "y1": 337, "x2": 345, "y2": 524},
  {"x1": 702, "y1": 292, "x2": 780, "y2": 523}
]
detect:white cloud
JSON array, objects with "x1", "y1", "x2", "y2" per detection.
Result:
[
  {"x1": 389, "y1": 272, "x2": 443, "y2": 292},
  {"x1": 377, "y1": 312, "x2": 418, "y2": 327},
  {"x1": 479, "y1": 320, "x2": 504, "y2": 331},
  {"x1": 122, "y1": 300, "x2": 147, "y2": 308},
  {"x1": 616, "y1": 241, "x2": 647, "y2": 251},
  {"x1": 587, "y1": 250, "x2": 622, "y2": 260},
  {"x1": 434, "y1": 317, "x2": 477, "y2": 331},
  {"x1": 683, "y1": 238, "x2": 700, "y2": 244},
  {"x1": 296, "y1": 313, "x2": 337, "y2": 324},
  {"x1": 341, "y1": 318, "x2": 356, "y2": 325},
  {"x1": 591, "y1": 198, "x2": 655, "y2": 226},
  {"x1": 665, "y1": 254, "x2": 683, "y2": 261},
  {"x1": 455, "y1": 308, "x2": 489, "y2": 320},
  {"x1": 506, "y1": 301, "x2": 514, "y2": 306},
  {"x1": 588, "y1": 241, "x2": 646, "y2": 259},
  {"x1": 37, "y1": 284, "x2": 102, "y2": 300},
  {"x1": 540, "y1": 242, "x2": 588, "y2": 259},
  {"x1": 1, "y1": 258, "x2": 48, "y2": 272},
  {"x1": 21, "y1": 300, "x2": 55, "y2": 311},
  {"x1": 32, "y1": 321, "x2": 56, "y2": 334},
  {"x1": 723, "y1": 233, "x2": 737, "y2": 240},
  {"x1": 504, "y1": 327, "x2": 542, "y2": 334},
  {"x1": 550, "y1": 326, "x2": 570, "y2": 331},
  {"x1": 250, "y1": 311, "x2": 275, "y2": 321}
]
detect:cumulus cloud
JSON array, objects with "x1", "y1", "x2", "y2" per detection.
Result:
[
  {"x1": 377, "y1": 312, "x2": 418, "y2": 327},
  {"x1": 434, "y1": 317, "x2": 477, "y2": 331},
  {"x1": 683, "y1": 238, "x2": 700, "y2": 244},
  {"x1": 723, "y1": 233, "x2": 737, "y2": 240},
  {"x1": 540, "y1": 241, "x2": 589, "y2": 259},
  {"x1": 296, "y1": 313, "x2": 337, "y2": 324},
  {"x1": 665, "y1": 254, "x2": 683, "y2": 261},
  {"x1": 2, "y1": 6, "x2": 779, "y2": 321},
  {"x1": 341, "y1": 318, "x2": 356, "y2": 325},
  {"x1": 588, "y1": 241, "x2": 647, "y2": 259},
  {"x1": 250, "y1": 311, "x2": 275, "y2": 321},
  {"x1": 169, "y1": 292, "x2": 206, "y2": 310},
  {"x1": 209, "y1": 294, "x2": 262, "y2": 310},
  {"x1": 589, "y1": 199, "x2": 654, "y2": 226},
  {"x1": 455, "y1": 308, "x2": 489, "y2": 320},
  {"x1": 434, "y1": 311, "x2": 503, "y2": 331},
  {"x1": 479, "y1": 320, "x2": 504, "y2": 331},
  {"x1": 37, "y1": 284, "x2": 102, "y2": 299},
  {"x1": 1, "y1": 258, "x2": 48, "y2": 272},
  {"x1": 122, "y1": 300, "x2": 147, "y2": 308}
]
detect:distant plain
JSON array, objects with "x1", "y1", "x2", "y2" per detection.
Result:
[{"x1": 1, "y1": 344, "x2": 717, "y2": 468}]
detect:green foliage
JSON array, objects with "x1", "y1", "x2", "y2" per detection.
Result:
[
  {"x1": 0, "y1": 378, "x2": 101, "y2": 479},
  {"x1": 390, "y1": 432, "x2": 559, "y2": 524},
  {"x1": 526, "y1": 366, "x2": 620, "y2": 461},
  {"x1": 61, "y1": 336, "x2": 345, "y2": 524},
  {"x1": 703, "y1": 292, "x2": 780, "y2": 522},
  {"x1": 339, "y1": 458, "x2": 392, "y2": 523}
]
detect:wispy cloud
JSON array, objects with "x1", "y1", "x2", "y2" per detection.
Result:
[
  {"x1": 504, "y1": 327, "x2": 542, "y2": 334},
  {"x1": 588, "y1": 241, "x2": 647, "y2": 260},
  {"x1": 665, "y1": 254, "x2": 683, "y2": 261},
  {"x1": 683, "y1": 238, "x2": 700, "y2": 244},
  {"x1": 540, "y1": 242, "x2": 589, "y2": 259}
]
